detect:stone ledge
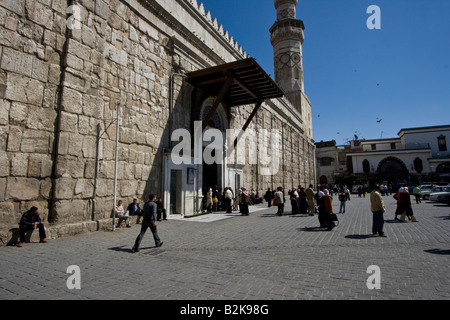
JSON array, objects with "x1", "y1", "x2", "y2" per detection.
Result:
[{"x1": 0, "y1": 219, "x2": 114, "y2": 246}]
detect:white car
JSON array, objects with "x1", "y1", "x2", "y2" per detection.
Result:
[
  {"x1": 422, "y1": 186, "x2": 447, "y2": 200},
  {"x1": 429, "y1": 186, "x2": 450, "y2": 202}
]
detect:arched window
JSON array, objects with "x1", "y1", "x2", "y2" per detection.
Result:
[
  {"x1": 437, "y1": 135, "x2": 447, "y2": 152},
  {"x1": 362, "y1": 159, "x2": 370, "y2": 173},
  {"x1": 413, "y1": 158, "x2": 423, "y2": 173}
]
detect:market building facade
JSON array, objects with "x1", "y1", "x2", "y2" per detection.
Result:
[{"x1": 315, "y1": 125, "x2": 450, "y2": 189}]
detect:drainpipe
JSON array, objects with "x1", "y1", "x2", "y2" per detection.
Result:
[
  {"x1": 112, "y1": 102, "x2": 120, "y2": 231},
  {"x1": 169, "y1": 72, "x2": 188, "y2": 149}
]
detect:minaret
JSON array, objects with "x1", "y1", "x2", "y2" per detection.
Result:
[{"x1": 270, "y1": 0, "x2": 305, "y2": 112}]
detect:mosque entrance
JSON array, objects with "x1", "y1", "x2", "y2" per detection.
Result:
[{"x1": 202, "y1": 160, "x2": 218, "y2": 194}]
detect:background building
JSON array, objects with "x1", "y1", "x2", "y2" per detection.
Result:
[
  {"x1": 315, "y1": 140, "x2": 350, "y2": 186},
  {"x1": 315, "y1": 125, "x2": 450, "y2": 189},
  {"x1": 0, "y1": 0, "x2": 315, "y2": 241}
]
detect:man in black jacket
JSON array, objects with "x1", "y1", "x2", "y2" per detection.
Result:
[
  {"x1": 132, "y1": 194, "x2": 163, "y2": 253},
  {"x1": 127, "y1": 199, "x2": 143, "y2": 224},
  {"x1": 18, "y1": 207, "x2": 47, "y2": 247}
]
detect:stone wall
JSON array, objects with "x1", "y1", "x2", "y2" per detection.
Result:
[{"x1": 0, "y1": 0, "x2": 315, "y2": 243}]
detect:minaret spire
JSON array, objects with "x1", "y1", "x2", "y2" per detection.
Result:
[{"x1": 270, "y1": 0, "x2": 305, "y2": 97}]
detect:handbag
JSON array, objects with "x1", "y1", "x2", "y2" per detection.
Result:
[
  {"x1": 330, "y1": 213, "x2": 339, "y2": 226},
  {"x1": 272, "y1": 198, "x2": 277, "y2": 206}
]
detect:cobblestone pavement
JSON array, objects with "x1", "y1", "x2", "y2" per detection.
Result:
[{"x1": 1, "y1": 195, "x2": 449, "y2": 301}]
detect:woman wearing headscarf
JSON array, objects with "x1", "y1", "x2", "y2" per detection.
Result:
[
  {"x1": 264, "y1": 188, "x2": 273, "y2": 208},
  {"x1": 318, "y1": 190, "x2": 334, "y2": 230},
  {"x1": 291, "y1": 188, "x2": 299, "y2": 215},
  {"x1": 224, "y1": 187, "x2": 234, "y2": 213},
  {"x1": 240, "y1": 187, "x2": 250, "y2": 216},
  {"x1": 400, "y1": 187, "x2": 418, "y2": 222},
  {"x1": 393, "y1": 187, "x2": 406, "y2": 222},
  {"x1": 298, "y1": 187, "x2": 308, "y2": 215}
]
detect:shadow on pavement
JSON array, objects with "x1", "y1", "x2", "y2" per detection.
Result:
[
  {"x1": 108, "y1": 245, "x2": 134, "y2": 253},
  {"x1": 424, "y1": 248, "x2": 450, "y2": 255},
  {"x1": 345, "y1": 234, "x2": 374, "y2": 239},
  {"x1": 297, "y1": 227, "x2": 327, "y2": 232}
]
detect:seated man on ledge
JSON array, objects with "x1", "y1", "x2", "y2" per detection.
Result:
[{"x1": 18, "y1": 206, "x2": 47, "y2": 247}]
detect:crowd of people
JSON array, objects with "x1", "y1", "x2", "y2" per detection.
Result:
[
  {"x1": 203, "y1": 185, "x2": 257, "y2": 216},
  {"x1": 114, "y1": 196, "x2": 168, "y2": 229},
  {"x1": 14, "y1": 180, "x2": 425, "y2": 249},
  {"x1": 262, "y1": 184, "x2": 343, "y2": 231}
]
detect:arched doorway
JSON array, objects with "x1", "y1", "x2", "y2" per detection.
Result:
[
  {"x1": 319, "y1": 175, "x2": 328, "y2": 185},
  {"x1": 377, "y1": 157, "x2": 409, "y2": 180},
  {"x1": 199, "y1": 97, "x2": 228, "y2": 194},
  {"x1": 436, "y1": 162, "x2": 450, "y2": 182}
]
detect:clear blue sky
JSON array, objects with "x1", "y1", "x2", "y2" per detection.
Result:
[{"x1": 201, "y1": 0, "x2": 450, "y2": 145}]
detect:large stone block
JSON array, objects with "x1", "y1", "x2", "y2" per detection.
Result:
[
  {"x1": 9, "y1": 102, "x2": 28, "y2": 124},
  {"x1": 51, "y1": 0, "x2": 67, "y2": 15},
  {"x1": 0, "y1": 0, "x2": 25, "y2": 17},
  {"x1": 5, "y1": 73, "x2": 44, "y2": 106},
  {"x1": 40, "y1": 178, "x2": 52, "y2": 199},
  {"x1": 51, "y1": 199, "x2": 90, "y2": 224},
  {"x1": 26, "y1": 0, "x2": 54, "y2": 30},
  {"x1": 31, "y1": 57, "x2": 49, "y2": 82},
  {"x1": 28, "y1": 154, "x2": 52, "y2": 178},
  {"x1": 0, "y1": 152, "x2": 9, "y2": 177},
  {"x1": 25, "y1": 105, "x2": 56, "y2": 131},
  {"x1": 65, "y1": 53, "x2": 84, "y2": 71},
  {"x1": 54, "y1": 177, "x2": 75, "y2": 200},
  {"x1": 10, "y1": 153, "x2": 29, "y2": 177},
  {"x1": 0, "y1": 202, "x2": 16, "y2": 224},
  {"x1": 6, "y1": 126, "x2": 23, "y2": 152},
  {"x1": 1, "y1": 48, "x2": 33, "y2": 77},
  {"x1": 67, "y1": 133, "x2": 83, "y2": 157},
  {"x1": 83, "y1": 94, "x2": 104, "y2": 119},
  {"x1": 20, "y1": 129, "x2": 51, "y2": 153},
  {"x1": 67, "y1": 39, "x2": 91, "y2": 61},
  {"x1": 61, "y1": 87, "x2": 83, "y2": 114},
  {"x1": 5, "y1": 177, "x2": 40, "y2": 201},
  {"x1": 120, "y1": 180, "x2": 138, "y2": 197},
  {"x1": 60, "y1": 111, "x2": 78, "y2": 133},
  {"x1": 74, "y1": 179, "x2": 94, "y2": 199},
  {"x1": 95, "y1": 0, "x2": 109, "y2": 20},
  {"x1": 138, "y1": 17, "x2": 159, "y2": 41},
  {"x1": 0, "y1": 99, "x2": 10, "y2": 125},
  {"x1": 81, "y1": 25, "x2": 96, "y2": 49},
  {"x1": 82, "y1": 135, "x2": 98, "y2": 159},
  {"x1": 95, "y1": 178, "x2": 114, "y2": 197}
]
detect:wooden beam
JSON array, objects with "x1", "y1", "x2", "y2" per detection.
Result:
[
  {"x1": 228, "y1": 100, "x2": 264, "y2": 159},
  {"x1": 242, "y1": 100, "x2": 263, "y2": 133},
  {"x1": 233, "y1": 77, "x2": 258, "y2": 99},
  {"x1": 202, "y1": 73, "x2": 233, "y2": 131}
]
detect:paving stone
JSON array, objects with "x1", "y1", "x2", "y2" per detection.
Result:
[{"x1": 0, "y1": 195, "x2": 449, "y2": 301}]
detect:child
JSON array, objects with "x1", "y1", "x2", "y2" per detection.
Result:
[{"x1": 338, "y1": 190, "x2": 347, "y2": 213}]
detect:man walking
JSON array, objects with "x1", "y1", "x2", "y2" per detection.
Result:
[
  {"x1": 370, "y1": 185, "x2": 386, "y2": 237},
  {"x1": 132, "y1": 194, "x2": 163, "y2": 253},
  {"x1": 412, "y1": 185, "x2": 422, "y2": 204}
]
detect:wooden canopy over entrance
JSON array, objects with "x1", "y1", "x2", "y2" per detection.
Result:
[{"x1": 186, "y1": 58, "x2": 284, "y2": 132}]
